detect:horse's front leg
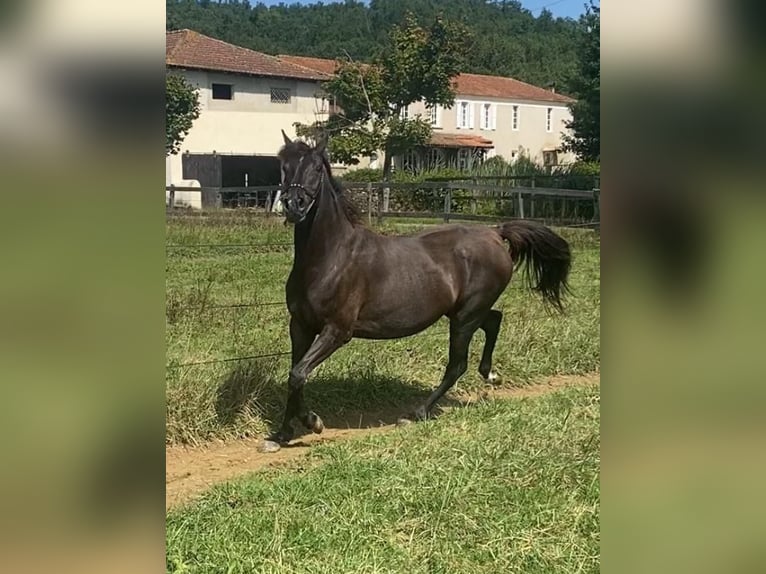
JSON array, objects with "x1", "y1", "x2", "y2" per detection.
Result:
[
  {"x1": 270, "y1": 317, "x2": 315, "y2": 443},
  {"x1": 269, "y1": 323, "x2": 351, "y2": 445}
]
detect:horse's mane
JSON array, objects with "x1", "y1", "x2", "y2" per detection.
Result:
[
  {"x1": 322, "y1": 156, "x2": 362, "y2": 226},
  {"x1": 279, "y1": 140, "x2": 362, "y2": 226}
]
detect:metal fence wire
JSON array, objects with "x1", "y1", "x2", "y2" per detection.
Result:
[{"x1": 166, "y1": 179, "x2": 600, "y2": 371}]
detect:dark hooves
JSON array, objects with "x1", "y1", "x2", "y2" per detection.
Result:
[
  {"x1": 397, "y1": 407, "x2": 430, "y2": 426},
  {"x1": 266, "y1": 430, "x2": 293, "y2": 446},
  {"x1": 306, "y1": 411, "x2": 324, "y2": 434},
  {"x1": 259, "y1": 440, "x2": 282, "y2": 453}
]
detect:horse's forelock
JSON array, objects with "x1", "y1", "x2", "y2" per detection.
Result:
[{"x1": 278, "y1": 140, "x2": 312, "y2": 165}]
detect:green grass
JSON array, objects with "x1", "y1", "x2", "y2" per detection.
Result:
[
  {"x1": 166, "y1": 384, "x2": 600, "y2": 574},
  {"x1": 166, "y1": 214, "x2": 600, "y2": 444}
]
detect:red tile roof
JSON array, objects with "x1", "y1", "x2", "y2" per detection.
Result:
[
  {"x1": 276, "y1": 55, "x2": 573, "y2": 103},
  {"x1": 453, "y1": 73, "x2": 574, "y2": 104},
  {"x1": 278, "y1": 55, "x2": 341, "y2": 76},
  {"x1": 166, "y1": 30, "x2": 330, "y2": 81},
  {"x1": 430, "y1": 133, "x2": 494, "y2": 149}
]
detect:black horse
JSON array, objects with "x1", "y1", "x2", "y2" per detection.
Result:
[{"x1": 268, "y1": 132, "x2": 571, "y2": 446}]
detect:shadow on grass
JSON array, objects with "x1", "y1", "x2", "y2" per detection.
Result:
[{"x1": 215, "y1": 360, "x2": 465, "y2": 432}]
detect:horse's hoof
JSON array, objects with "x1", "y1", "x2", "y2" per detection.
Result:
[
  {"x1": 307, "y1": 412, "x2": 324, "y2": 434},
  {"x1": 266, "y1": 430, "x2": 293, "y2": 446},
  {"x1": 259, "y1": 440, "x2": 282, "y2": 453},
  {"x1": 485, "y1": 371, "x2": 500, "y2": 384},
  {"x1": 396, "y1": 416, "x2": 414, "y2": 426}
]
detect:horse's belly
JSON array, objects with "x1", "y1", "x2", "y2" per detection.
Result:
[
  {"x1": 352, "y1": 302, "x2": 448, "y2": 339},
  {"x1": 352, "y1": 315, "x2": 442, "y2": 340}
]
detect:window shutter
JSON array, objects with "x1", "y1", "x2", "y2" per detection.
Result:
[
  {"x1": 456, "y1": 103, "x2": 461, "y2": 129},
  {"x1": 436, "y1": 105, "x2": 442, "y2": 127},
  {"x1": 469, "y1": 103, "x2": 475, "y2": 129},
  {"x1": 491, "y1": 105, "x2": 497, "y2": 130}
]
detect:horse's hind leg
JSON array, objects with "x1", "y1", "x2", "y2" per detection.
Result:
[
  {"x1": 406, "y1": 319, "x2": 480, "y2": 422},
  {"x1": 478, "y1": 309, "x2": 502, "y2": 383}
]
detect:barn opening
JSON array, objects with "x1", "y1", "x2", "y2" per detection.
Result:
[{"x1": 182, "y1": 153, "x2": 281, "y2": 207}]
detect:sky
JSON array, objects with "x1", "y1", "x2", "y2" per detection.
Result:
[{"x1": 255, "y1": 1, "x2": 587, "y2": 20}]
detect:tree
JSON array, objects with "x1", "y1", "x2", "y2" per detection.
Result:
[
  {"x1": 167, "y1": 0, "x2": 582, "y2": 90},
  {"x1": 562, "y1": 1, "x2": 599, "y2": 161},
  {"x1": 166, "y1": 73, "x2": 201, "y2": 156},
  {"x1": 296, "y1": 12, "x2": 468, "y2": 180}
]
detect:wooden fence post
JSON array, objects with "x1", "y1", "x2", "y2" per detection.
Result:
[
  {"x1": 376, "y1": 187, "x2": 385, "y2": 225},
  {"x1": 530, "y1": 177, "x2": 535, "y2": 219},
  {"x1": 443, "y1": 187, "x2": 452, "y2": 223},
  {"x1": 367, "y1": 182, "x2": 373, "y2": 226},
  {"x1": 593, "y1": 187, "x2": 600, "y2": 223},
  {"x1": 382, "y1": 186, "x2": 390, "y2": 213},
  {"x1": 265, "y1": 190, "x2": 272, "y2": 215},
  {"x1": 168, "y1": 185, "x2": 175, "y2": 209},
  {"x1": 517, "y1": 191, "x2": 525, "y2": 219},
  {"x1": 215, "y1": 188, "x2": 222, "y2": 209}
]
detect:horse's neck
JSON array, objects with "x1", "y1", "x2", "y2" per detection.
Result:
[{"x1": 293, "y1": 180, "x2": 354, "y2": 266}]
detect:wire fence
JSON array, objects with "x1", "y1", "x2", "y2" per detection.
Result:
[
  {"x1": 166, "y1": 189, "x2": 600, "y2": 373},
  {"x1": 165, "y1": 306, "x2": 599, "y2": 371}
]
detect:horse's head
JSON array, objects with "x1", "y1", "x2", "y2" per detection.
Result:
[{"x1": 278, "y1": 130, "x2": 329, "y2": 224}]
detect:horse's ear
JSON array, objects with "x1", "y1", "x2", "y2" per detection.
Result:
[
  {"x1": 281, "y1": 130, "x2": 292, "y2": 145},
  {"x1": 315, "y1": 131, "x2": 328, "y2": 155}
]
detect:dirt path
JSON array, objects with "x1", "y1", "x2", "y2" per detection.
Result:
[{"x1": 166, "y1": 373, "x2": 599, "y2": 510}]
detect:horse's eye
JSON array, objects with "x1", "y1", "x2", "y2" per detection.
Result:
[{"x1": 315, "y1": 163, "x2": 322, "y2": 172}]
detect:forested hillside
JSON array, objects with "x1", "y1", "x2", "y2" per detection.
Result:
[{"x1": 166, "y1": 0, "x2": 584, "y2": 93}]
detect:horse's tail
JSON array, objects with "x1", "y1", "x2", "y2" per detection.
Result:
[{"x1": 497, "y1": 220, "x2": 572, "y2": 311}]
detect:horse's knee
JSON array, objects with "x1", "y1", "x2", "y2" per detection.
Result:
[
  {"x1": 452, "y1": 358, "x2": 468, "y2": 377},
  {"x1": 288, "y1": 368, "x2": 306, "y2": 390}
]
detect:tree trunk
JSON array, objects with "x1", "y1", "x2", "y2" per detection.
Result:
[
  {"x1": 381, "y1": 144, "x2": 392, "y2": 213},
  {"x1": 382, "y1": 144, "x2": 393, "y2": 182}
]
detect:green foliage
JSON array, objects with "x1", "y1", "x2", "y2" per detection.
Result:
[
  {"x1": 563, "y1": 1, "x2": 600, "y2": 161},
  {"x1": 166, "y1": 0, "x2": 583, "y2": 92},
  {"x1": 166, "y1": 73, "x2": 200, "y2": 156},
  {"x1": 339, "y1": 167, "x2": 384, "y2": 182},
  {"x1": 297, "y1": 12, "x2": 468, "y2": 178}
]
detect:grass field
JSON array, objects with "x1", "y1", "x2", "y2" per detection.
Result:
[
  {"x1": 166, "y1": 383, "x2": 600, "y2": 574},
  {"x1": 166, "y1": 213, "x2": 600, "y2": 445}
]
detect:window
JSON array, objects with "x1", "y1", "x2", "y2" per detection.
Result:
[
  {"x1": 480, "y1": 103, "x2": 496, "y2": 130},
  {"x1": 543, "y1": 150, "x2": 558, "y2": 166},
  {"x1": 510, "y1": 150, "x2": 518, "y2": 162},
  {"x1": 428, "y1": 105, "x2": 440, "y2": 127},
  {"x1": 270, "y1": 87, "x2": 291, "y2": 104},
  {"x1": 512, "y1": 105, "x2": 519, "y2": 130},
  {"x1": 401, "y1": 149, "x2": 419, "y2": 172},
  {"x1": 456, "y1": 101, "x2": 472, "y2": 129},
  {"x1": 212, "y1": 83, "x2": 233, "y2": 100},
  {"x1": 315, "y1": 94, "x2": 328, "y2": 114},
  {"x1": 399, "y1": 106, "x2": 409, "y2": 120},
  {"x1": 457, "y1": 148, "x2": 471, "y2": 170},
  {"x1": 546, "y1": 107, "x2": 553, "y2": 132},
  {"x1": 427, "y1": 148, "x2": 444, "y2": 169}
]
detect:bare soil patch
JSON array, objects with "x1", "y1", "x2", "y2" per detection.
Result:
[{"x1": 166, "y1": 373, "x2": 599, "y2": 510}]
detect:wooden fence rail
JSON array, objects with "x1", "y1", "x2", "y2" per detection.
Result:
[{"x1": 166, "y1": 181, "x2": 600, "y2": 228}]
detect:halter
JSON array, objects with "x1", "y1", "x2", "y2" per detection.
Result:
[{"x1": 283, "y1": 169, "x2": 324, "y2": 223}]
